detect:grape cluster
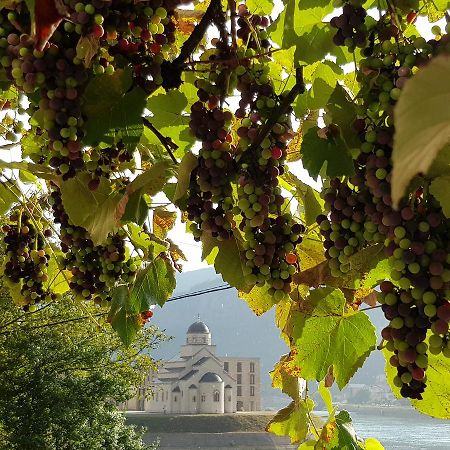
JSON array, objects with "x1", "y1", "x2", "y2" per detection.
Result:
[
  {"x1": 2, "y1": 212, "x2": 56, "y2": 310},
  {"x1": 0, "y1": 0, "x2": 182, "y2": 179},
  {"x1": 50, "y1": 188, "x2": 139, "y2": 304},
  {"x1": 325, "y1": 11, "x2": 450, "y2": 398},
  {"x1": 330, "y1": 0, "x2": 368, "y2": 51},
  {"x1": 233, "y1": 11, "x2": 304, "y2": 297},
  {"x1": 186, "y1": 39, "x2": 238, "y2": 241}
]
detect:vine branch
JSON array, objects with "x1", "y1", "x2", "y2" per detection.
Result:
[
  {"x1": 246, "y1": 67, "x2": 305, "y2": 154},
  {"x1": 161, "y1": 0, "x2": 223, "y2": 89},
  {"x1": 142, "y1": 118, "x2": 178, "y2": 164}
]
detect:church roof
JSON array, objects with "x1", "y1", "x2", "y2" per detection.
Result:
[
  {"x1": 187, "y1": 320, "x2": 210, "y2": 334},
  {"x1": 189, "y1": 384, "x2": 197, "y2": 389},
  {"x1": 199, "y1": 372, "x2": 223, "y2": 383},
  {"x1": 180, "y1": 369, "x2": 198, "y2": 380},
  {"x1": 193, "y1": 356, "x2": 210, "y2": 366},
  {"x1": 172, "y1": 386, "x2": 181, "y2": 392},
  {"x1": 225, "y1": 384, "x2": 232, "y2": 389}
]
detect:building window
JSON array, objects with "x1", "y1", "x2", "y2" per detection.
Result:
[
  {"x1": 213, "y1": 391, "x2": 220, "y2": 402},
  {"x1": 174, "y1": 396, "x2": 177, "y2": 402},
  {"x1": 237, "y1": 362, "x2": 242, "y2": 372},
  {"x1": 193, "y1": 396, "x2": 196, "y2": 402},
  {"x1": 155, "y1": 392, "x2": 159, "y2": 402},
  {"x1": 224, "y1": 362, "x2": 229, "y2": 372},
  {"x1": 250, "y1": 386, "x2": 255, "y2": 397},
  {"x1": 228, "y1": 396, "x2": 231, "y2": 402},
  {"x1": 237, "y1": 401, "x2": 243, "y2": 411},
  {"x1": 250, "y1": 374, "x2": 255, "y2": 385},
  {"x1": 250, "y1": 362, "x2": 255, "y2": 373},
  {"x1": 250, "y1": 401, "x2": 254, "y2": 411},
  {"x1": 201, "y1": 394, "x2": 206, "y2": 402},
  {"x1": 237, "y1": 386, "x2": 242, "y2": 397},
  {"x1": 237, "y1": 374, "x2": 242, "y2": 384}
]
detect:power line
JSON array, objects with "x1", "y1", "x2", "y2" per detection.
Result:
[{"x1": 166, "y1": 284, "x2": 234, "y2": 302}]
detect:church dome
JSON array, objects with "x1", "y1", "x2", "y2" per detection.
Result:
[
  {"x1": 187, "y1": 320, "x2": 210, "y2": 334},
  {"x1": 199, "y1": 372, "x2": 223, "y2": 383}
]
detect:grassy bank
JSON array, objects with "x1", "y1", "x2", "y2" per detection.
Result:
[{"x1": 126, "y1": 412, "x2": 274, "y2": 433}]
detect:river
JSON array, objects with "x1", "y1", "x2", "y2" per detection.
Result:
[{"x1": 349, "y1": 407, "x2": 450, "y2": 450}]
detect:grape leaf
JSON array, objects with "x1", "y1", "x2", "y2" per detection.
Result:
[
  {"x1": 301, "y1": 127, "x2": 355, "y2": 179},
  {"x1": 153, "y1": 206, "x2": 177, "y2": 239},
  {"x1": 109, "y1": 285, "x2": 141, "y2": 347},
  {"x1": 60, "y1": 173, "x2": 121, "y2": 245},
  {"x1": 246, "y1": 0, "x2": 273, "y2": 15},
  {"x1": 121, "y1": 188, "x2": 149, "y2": 225},
  {"x1": 201, "y1": 233, "x2": 250, "y2": 292},
  {"x1": 0, "y1": 181, "x2": 18, "y2": 215},
  {"x1": 82, "y1": 68, "x2": 146, "y2": 152},
  {"x1": 326, "y1": 83, "x2": 360, "y2": 151},
  {"x1": 239, "y1": 283, "x2": 276, "y2": 316},
  {"x1": 290, "y1": 287, "x2": 376, "y2": 389},
  {"x1": 308, "y1": 62, "x2": 341, "y2": 110},
  {"x1": 174, "y1": 152, "x2": 198, "y2": 202},
  {"x1": 128, "y1": 161, "x2": 174, "y2": 196},
  {"x1": 391, "y1": 55, "x2": 450, "y2": 207},
  {"x1": 294, "y1": 244, "x2": 387, "y2": 290},
  {"x1": 427, "y1": 144, "x2": 450, "y2": 178},
  {"x1": 43, "y1": 251, "x2": 70, "y2": 295},
  {"x1": 269, "y1": 0, "x2": 335, "y2": 64},
  {"x1": 266, "y1": 399, "x2": 314, "y2": 444},
  {"x1": 317, "y1": 410, "x2": 365, "y2": 450},
  {"x1": 383, "y1": 346, "x2": 450, "y2": 419},
  {"x1": 429, "y1": 175, "x2": 450, "y2": 218},
  {"x1": 146, "y1": 89, "x2": 195, "y2": 156},
  {"x1": 127, "y1": 223, "x2": 168, "y2": 258},
  {"x1": 270, "y1": 354, "x2": 301, "y2": 400},
  {"x1": 130, "y1": 256, "x2": 176, "y2": 310}
]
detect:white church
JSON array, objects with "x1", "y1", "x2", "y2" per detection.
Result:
[{"x1": 126, "y1": 319, "x2": 261, "y2": 414}]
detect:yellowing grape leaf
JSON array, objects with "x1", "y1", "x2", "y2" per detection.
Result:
[
  {"x1": 316, "y1": 410, "x2": 366, "y2": 450},
  {"x1": 290, "y1": 288, "x2": 376, "y2": 389},
  {"x1": 266, "y1": 398, "x2": 314, "y2": 444},
  {"x1": 239, "y1": 283, "x2": 276, "y2": 316},
  {"x1": 174, "y1": 152, "x2": 198, "y2": 202},
  {"x1": 392, "y1": 55, "x2": 450, "y2": 207},
  {"x1": 270, "y1": 354, "x2": 301, "y2": 400},
  {"x1": 153, "y1": 207, "x2": 177, "y2": 239}
]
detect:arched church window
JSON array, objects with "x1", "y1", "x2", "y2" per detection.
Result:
[
  {"x1": 201, "y1": 394, "x2": 206, "y2": 402},
  {"x1": 213, "y1": 391, "x2": 220, "y2": 402}
]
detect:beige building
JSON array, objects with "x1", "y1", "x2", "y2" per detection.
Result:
[{"x1": 126, "y1": 319, "x2": 261, "y2": 413}]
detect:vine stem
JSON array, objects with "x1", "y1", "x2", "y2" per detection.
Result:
[
  {"x1": 161, "y1": 0, "x2": 222, "y2": 89},
  {"x1": 228, "y1": 0, "x2": 237, "y2": 49},
  {"x1": 246, "y1": 66, "x2": 306, "y2": 154},
  {"x1": 142, "y1": 118, "x2": 178, "y2": 164}
]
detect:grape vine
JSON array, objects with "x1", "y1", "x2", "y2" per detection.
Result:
[{"x1": 1, "y1": 0, "x2": 450, "y2": 447}]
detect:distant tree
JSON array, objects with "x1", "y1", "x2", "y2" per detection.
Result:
[{"x1": 0, "y1": 287, "x2": 164, "y2": 450}]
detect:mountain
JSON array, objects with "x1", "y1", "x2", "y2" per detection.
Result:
[{"x1": 149, "y1": 268, "x2": 389, "y2": 409}]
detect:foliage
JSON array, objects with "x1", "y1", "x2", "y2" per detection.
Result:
[
  {"x1": 0, "y1": 284, "x2": 164, "y2": 450},
  {"x1": 0, "y1": 0, "x2": 450, "y2": 448}
]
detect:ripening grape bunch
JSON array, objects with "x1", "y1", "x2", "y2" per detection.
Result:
[
  {"x1": 325, "y1": 5, "x2": 450, "y2": 398},
  {"x1": 184, "y1": 4, "x2": 305, "y2": 299},
  {"x1": 0, "y1": 0, "x2": 183, "y2": 180},
  {"x1": 49, "y1": 188, "x2": 140, "y2": 304},
  {"x1": 2, "y1": 212, "x2": 57, "y2": 310}
]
